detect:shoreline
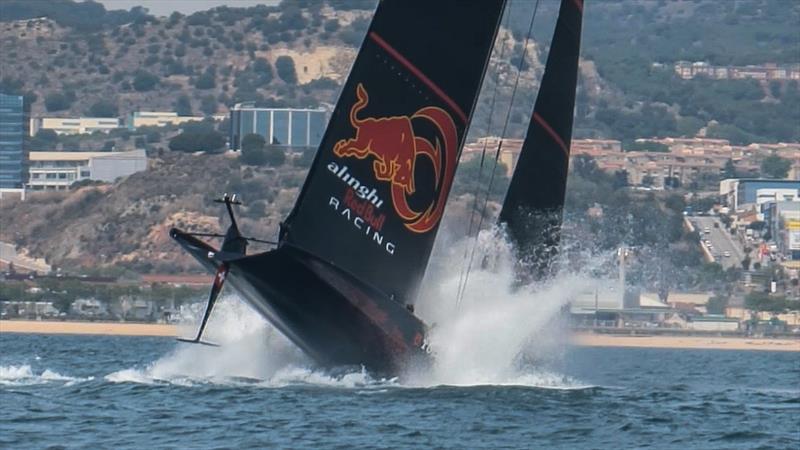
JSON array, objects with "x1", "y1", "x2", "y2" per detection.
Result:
[{"x1": 2, "y1": 320, "x2": 799, "y2": 352}]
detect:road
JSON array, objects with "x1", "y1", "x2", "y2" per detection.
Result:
[{"x1": 690, "y1": 216, "x2": 745, "y2": 270}]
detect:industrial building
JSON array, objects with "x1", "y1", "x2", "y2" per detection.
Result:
[
  {"x1": 27, "y1": 150, "x2": 147, "y2": 191},
  {"x1": 720, "y1": 178, "x2": 800, "y2": 210},
  {"x1": 229, "y1": 103, "x2": 327, "y2": 150}
]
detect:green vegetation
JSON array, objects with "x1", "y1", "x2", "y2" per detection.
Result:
[
  {"x1": 745, "y1": 292, "x2": 794, "y2": 313},
  {"x1": 88, "y1": 99, "x2": 118, "y2": 117},
  {"x1": 451, "y1": 157, "x2": 509, "y2": 201},
  {"x1": 240, "y1": 133, "x2": 267, "y2": 165},
  {"x1": 44, "y1": 91, "x2": 73, "y2": 112},
  {"x1": 168, "y1": 123, "x2": 225, "y2": 153},
  {"x1": 2, "y1": 0, "x2": 796, "y2": 146},
  {"x1": 132, "y1": 70, "x2": 159, "y2": 92},
  {"x1": 174, "y1": 95, "x2": 193, "y2": 116},
  {"x1": 264, "y1": 145, "x2": 286, "y2": 167},
  {"x1": 760, "y1": 154, "x2": 791, "y2": 179},
  {"x1": 275, "y1": 55, "x2": 298, "y2": 85}
]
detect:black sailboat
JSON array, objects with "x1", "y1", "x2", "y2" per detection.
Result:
[
  {"x1": 171, "y1": 0, "x2": 507, "y2": 374},
  {"x1": 499, "y1": 0, "x2": 583, "y2": 283}
]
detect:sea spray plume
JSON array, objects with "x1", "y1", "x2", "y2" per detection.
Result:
[
  {"x1": 108, "y1": 297, "x2": 310, "y2": 384},
  {"x1": 107, "y1": 297, "x2": 387, "y2": 387},
  {"x1": 410, "y1": 226, "x2": 609, "y2": 387}
]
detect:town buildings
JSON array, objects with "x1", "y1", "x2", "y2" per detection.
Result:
[
  {"x1": 27, "y1": 150, "x2": 147, "y2": 191},
  {"x1": 674, "y1": 61, "x2": 800, "y2": 81},
  {"x1": 462, "y1": 136, "x2": 800, "y2": 190},
  {"x1": 0, "y1": 93, "x2": 26, "y2": 195},
  {"x1": 229, "y1": 103, "x2": 327, "y2": 150}
]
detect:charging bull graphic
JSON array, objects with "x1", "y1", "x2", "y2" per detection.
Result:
[{"x1": 333, "y1": 83, "x2": 458, "y2": 233}]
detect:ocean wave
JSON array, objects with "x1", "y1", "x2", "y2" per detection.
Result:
[{"x1": 0, "y1": 364, "x2": 93, "y2": 386}]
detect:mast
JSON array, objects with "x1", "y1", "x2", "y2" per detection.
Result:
[
  {"x1": 281, "y1": 0, "x2": 507, "y2": 305},
  {"x1": 498, "y1": 0, "x2": 584, "y2": 283}
]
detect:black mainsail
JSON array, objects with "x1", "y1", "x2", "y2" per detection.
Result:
[
  {"x1": 499, "y1": 0, "x2": 583, "y2": 282},
  {"x1": 172, "y1": 0, "x2": 506, "y2": 373},
  {"x1": 283, "y1": 0, "x2": 506, "y2": 307}
]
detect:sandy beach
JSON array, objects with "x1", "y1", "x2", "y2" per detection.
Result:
[
  {"x1": 2, "y1": 320, "x2": 799, "y2": 352},
  {"x1": 0, "y1": 320, "x2": 177, "y2": 337}
]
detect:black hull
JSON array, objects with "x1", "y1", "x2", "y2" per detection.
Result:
[{"x1": 171, "y1": 229, "x2": 428, "y2": 374}]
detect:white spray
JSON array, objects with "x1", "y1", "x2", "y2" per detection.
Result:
[{"x1": 111, "y1": 231, "x2": 609, "y2": 388}]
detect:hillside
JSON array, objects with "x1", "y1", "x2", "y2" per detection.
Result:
[
  {"x1": 0, "y1": 0, "x2": 796, "y2": 277},
  {"x1": 0, "y1": 0, "x2": 797, "y2": 143},
  {"x1": 0, "y1": 150, "x2": 308, "y2": 273}
]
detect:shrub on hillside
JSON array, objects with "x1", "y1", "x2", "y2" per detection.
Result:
[
  {"x1": 88, "y1": 99, "x2": 118, "y2": 117},
  {"x1": 132, "y1": 70, "x2": 159, "y2": 91},
  {"x1": 44, "y1": 92, "x2": 72, "y2": 112},
  {"x1": 275, "y1": 56, "x2": 298, "y2": 85},
  {"x1": 265, "y1": 145, "x2": 286, "y2": 167},
  {"x1": 168, "y1": 128, "x2": 225, "y2": 153}
]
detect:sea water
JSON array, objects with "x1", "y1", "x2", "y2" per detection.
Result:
[
  {"x1": 2, "y1": 304, "x2": 798, "y2": 449},
  {"x1": 2, "y1": 240, "x2": 799, "y2": 449}
]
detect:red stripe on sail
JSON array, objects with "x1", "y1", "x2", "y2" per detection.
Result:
[
  {"x1": 369, "y1": 32, "x2": 468, "y2": 124},
  {"x1": 533, "y1": 112, "x2": 570, "y2": 156},
  {"x1": 572, "y1": 0, "x2": 583, "y2": 13}
]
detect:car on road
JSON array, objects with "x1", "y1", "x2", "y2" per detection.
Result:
[
  {"x1": 723, "y1": 251, "x2": 731, "y2": 257},
  {"x1": 704, "y1": 227, "x2": 711, "y2": 234}
]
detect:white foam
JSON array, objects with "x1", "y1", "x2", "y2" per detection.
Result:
[
  {"x1": 106, "y1": 298, "x2": 388, "y2": 388},
  {"x1": 0, "y1": 364, "x2": 92, "y2": 386}
]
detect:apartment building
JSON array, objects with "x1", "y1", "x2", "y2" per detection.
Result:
[{"x1": 27, "y1": 150, "x2": 146, "y2": 191}]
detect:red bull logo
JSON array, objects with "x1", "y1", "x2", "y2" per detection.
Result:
[{"x1": 333, "y1": 83, "x2": 458, "y2": 234}]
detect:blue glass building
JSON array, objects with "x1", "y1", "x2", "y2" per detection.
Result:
[
  {"x1": 0, "y1": 93, "x2": 26, "y2": 189},
  {"x1": 229, "y1": 103, "x2": 327, "y2": 151}
]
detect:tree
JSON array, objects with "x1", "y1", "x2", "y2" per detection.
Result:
[
  {"x1": 168, "y1": 129, "x2": 225, "y2": 153},
  {"x1": 264, "y1": 145, "x2": 286, "y2": 166},
  {"x1": 194, "y1": 67, "x2": 216, "y2": 89},
  {"x1": 29, "y1": 129, "x2": 58, "y2": 149},
  {"x1": 722, "y1": 159, "x2": 737, "y2": 179},
  {"x1": 611, "y1": 170, "x2": 629, "y2": 190},
  {"x1": 760, "y1": 154, "x2": 791, "y2": 179},
  {"x1": 252, "y1": 58, "x2": 274, "y2": 84},
  {"x1": 240, "y1": 133, "x2": 268, "y2": 165},
  {"x1": 240, "y1": 133, "x2": 265, "y2": 152},
  {"x1": 200, "y1": 95, "x2": 217, "y2": 115},
  {"x1": 275, "y1": 55, "x2": 298, "y2": 84},
  {"x1": 44, "y1": 92, "x2": 71, "y2": 111},
  {"x1": 132, "y1": 70, "x2": 159, "y2": 91},
  {"x1": 706, "y1": 295, "x2": 728, "y2": 315},
  {"x1": 88, "y1": 99, "x2": 118, "y2": 117},
  {"x1": 174, "y1": 95, "x2": 193, "y2": 116}
]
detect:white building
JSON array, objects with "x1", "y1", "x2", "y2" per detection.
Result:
[
  {"x1": 128, "y1": 111, "x2": 205, "y2": 130},
  {"x1": 27, "y1": 150, "x2": 147, "y2": 191},
  {"x1": 30, "y1": 117, "x2": 121, "y2": 136}
]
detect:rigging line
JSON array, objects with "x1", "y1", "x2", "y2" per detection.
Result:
[
  {"x1": 456, "y1": 0, "x2": 542, "y2": 308},
  {"x1": 454, "y1": 7, "x2": 513, "y2": 309}
]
